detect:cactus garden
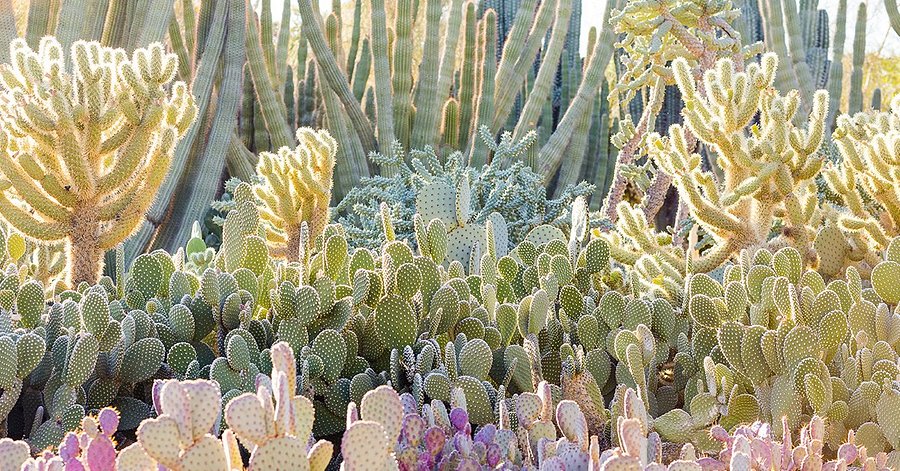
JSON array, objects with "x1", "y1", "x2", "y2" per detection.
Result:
[{"x1": 2, "y1": 0, "x2": 900, "y2": 469}]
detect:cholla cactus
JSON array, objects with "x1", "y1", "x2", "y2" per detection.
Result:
[
  {"x1": 0, "y1": 37, "x2": 196, "y2": 285},
  {"x1": 616, "y1": 53, "x2": 828, "y2": 273},
  {"x1": 254, "y1": 127, "x2": 337, "y2": 261},
  {"x1": 824, "y1": 94, "x2": 900, "y2": 271}
]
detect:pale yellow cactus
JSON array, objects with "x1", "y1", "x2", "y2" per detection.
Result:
[
  {"x1": 611, "y1": 53, "x2": 828, "y2": 273},
  {"x1": 824, "y1": 94, "x2": 900, "y2": 269},
  {"x1": 0, "y1": 37, "x2": 196, "y2": 285},
  {"x1": 254, "y1": 127, "x2": 337, "y2": 261}
]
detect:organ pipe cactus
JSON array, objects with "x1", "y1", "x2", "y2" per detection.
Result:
[
  {"x1": 254, "y1": 127, "x2": 337, "y2": 261},
  {"x1": 0, "y1": 37, "x2": 196, "y2": 285}
]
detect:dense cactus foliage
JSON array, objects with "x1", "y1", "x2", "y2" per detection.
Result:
[{"x1": 1, "y1": 0, "x2": 900, "y2": 470}]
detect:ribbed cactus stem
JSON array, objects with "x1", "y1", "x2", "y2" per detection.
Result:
[
  {"x1": 492, "y1": 0, "x2": 555, "y2": 130},
  {"x1": 826, "y1": 0, "x2": 846, "y2": 129},
  {"x1": 848, "y1": 1, "x2": 866, "y2": 115},
  {"x1": 469, "y1": 9, "x2": 498, "y2": 167},
  {"x1": 371, "y1": 0, "x2": 397, "y2": 174},
  {"x1": 780, "y1": 0, "x2": 814, "y2": 104},
  {"x1": 513, "y1": 0, "x2": 574, "y2": 140},
  {"x1": 392, "y1": 0, "x2": 415, "y2": 148},
  {"x1": 297, "y1": 0, "x2": 377, "y2": 154},
  {"x1": 411, "y1": 0, "x2": 464, "y2": 150},
  {"x1": 346, "y1": 0, "x2": 362, "y2": 76},
  {"x1": 888, "y1": 0, "x2": 900, "y2": 36},
  {"x1": 458, "y1": 1, "x2": 478, "y2": 149},
  {"x1": 538, "y1": 0, "x2": 616, "y2": 178},
  {"x1": 351, "y1": 38, "x2": 371, "y2": 102}
]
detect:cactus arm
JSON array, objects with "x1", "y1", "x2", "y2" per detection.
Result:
[
  {"x1": 350, "y1": 38, "x2": 370, "y2": 102},
  {"x1": 491, "y1": 0, "x2": 537, "y2": 124},
  {"x1": 888, "y1": 0, "x2": 900, "y2": 36},
  {"x1": 26, "y1": 0, "x2": 51, "y2": 48},
  {"x1": 513, "y1": 0, "x2": 574, "y2": 140},
  {"x1": 760, "y1": 0, "x2": 801, "y2": 95},
  {"x1": 370, "y1": 0, "x2": 397, "y2": 173},
  {"x1": 275, "y1": 0, "x2": 291, "y2": 83},
  {"x1": 226, "y1": 133, "x2": 258, "y2": 181},
  {"x1": 245, "y1": 1, "x2": 293, "y2": 149},
  {"x1": 826, "y1": 0, "x2": 847, "y2": 129},
  {"x1": 457, "y1": 1, "x2": 477, "y2": 149},
  {"x1": 468, "y1": 9, "x2": 497, "y2": 167},
  {"x1": 0, "y1": 156, "x2": 70, "y2": 224},
  {"x1": 411, "y1": 0, "x2": 464, "y2": 150},
  {"x1": 493, "y1": 0, "x2": 555, "y2": 131},
  {"x1": 346, "y1": 0, "x2": 362, "y2": 76},
  {"x1": 0, "y1": 193, "x2": 68, "y2": 241},
  {"x1": 779, "y1": 0, "x2": 814, "y2": 104},
  {"x1": 168, "y1": 15, "x2": 192, "y2": 81},
  {"x1": 181, "y1": 0, "x2": 195, "y2": 55},
  {"x1": 391, "y1": 0, "x2": 414, "y2": 148},
  {"x1": 322, "y1": 12, "x2": 368, "y2": 200},
  {"x1": 848, "y1": 2, "x2": 865, "y2": 114},
  {"x1": 135, "y1": 0, "x2": 176, "y2": 47},
  {"x1": 409, "y1": 0, "x2": 444, "y2": 149},
  {"x1": 259, "y1": 0, "x2": 278, "y2": 84},
  {"x1": 297, "y1": 0, "x2": 377, "y2": 154},
  {"x1": 554, "y1": 92, "x2": 593, "y2": 196},
  {"x1": 153, "y1": 0, "x2": 246, "y2": 252},
  {"x1": 537, "y1": 0, "x2": 617, "y2": 178}
]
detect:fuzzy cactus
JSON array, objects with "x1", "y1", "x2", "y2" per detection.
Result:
[
  {"x1": 0, "y1": 37, "x2": 196, "y2": 285},
  {"x1": 254, "y1": 127, "x2": 337, "y2": 262}
]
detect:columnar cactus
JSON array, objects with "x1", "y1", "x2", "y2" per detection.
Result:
[
  {"x1": 254, "y1": 127, "x2": 337, "y2": 262},
  {"x1": 0, "y1": 37, "x2": 196, "y2": 285}
]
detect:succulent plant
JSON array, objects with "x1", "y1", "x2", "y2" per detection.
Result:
[{"x1": 0, "y1": 37, "x2": 196, "y2": 285}]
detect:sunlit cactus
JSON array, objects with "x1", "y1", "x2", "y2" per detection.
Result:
[
  {"x1": 254, "y1": 127, "x2": 337, "y2": 261},
  {"x1": 0, "y1": 37, "x2": 196, "y2": 285}
]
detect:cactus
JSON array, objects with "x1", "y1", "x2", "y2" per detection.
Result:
[
  {"x1": 0, "y1": 37, "x2": 196, "y2": 285},
  {"x1": 254, "y1": 128, "x2": 337, "y2": 261}
]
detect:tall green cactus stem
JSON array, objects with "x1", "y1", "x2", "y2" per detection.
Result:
[
  {"x1": 0, "y1": 38, "x2": 196, "y2": 285},
  {"x1": 848, "y1": 1, "x2": 866, "y2": 115},
  {"x1": 513, "y1": 0, "x2": 574, "y2": 140},
  {"x1": 411, "y1": 0, "x2": 464, "y2": 150},
  {"x1": 297, "y1": 0, "x2": 377, "y2": 154},
  {"x1": 537, "y1": 0, "x2": 617, "y2": 178},
  {"x1": 491, "y1": 0, "x2": 555, "y2": 132},
  {"x1": 254, "y1": 128, "x2": 337, "y2": 261},
  {"x1": 153, "y1": 0, "x2": 246, "y2": 252},
  {"x1": 887, "y1": 0, "x2": 900, "y2": 36},
  {"x1": 370, "y1": 0, "x2": 397, "y2": 174},
  {"x1": 245, "y1": 2, "x2": 293, "y2": 150},
  {"x1": 826, "y1": 0, "x2": 847, "y2": 130},
  {"x1": 0, "y1": 0, "x2": 15, "y2": 64},
  {"x1": 760, "y1": 0, "x2": 802, "y2": 97},
  {"x1": 778, "y1": 0, "x2": 815, "y2": 105},
  {"x1": 392, "y1": 0, "x2": 415, "y2": 149},
  {"x1": 457, "y1": 1, "x2": 479, "y2": 150},
  {"x1": 469, "y1": 9, "x2": 498, "y2": 167}
]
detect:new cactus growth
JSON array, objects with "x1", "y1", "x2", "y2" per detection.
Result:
[{"x1": 0, "y1": 37, "x2": 196, "y2": 285}]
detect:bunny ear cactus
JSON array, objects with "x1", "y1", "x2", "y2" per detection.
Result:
[
  {"x1": 0, "y1": 37, "x2": 196, "y2": 286},
  {"x1": 225, "y1": 341, "x2": 333, "y2": 470},
  {"x1": 129, "y1": 379, "x2": 228, "y2": 470},
  {"x1": 254, "y1": 127, "x2": 338, "y2": 262}
]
